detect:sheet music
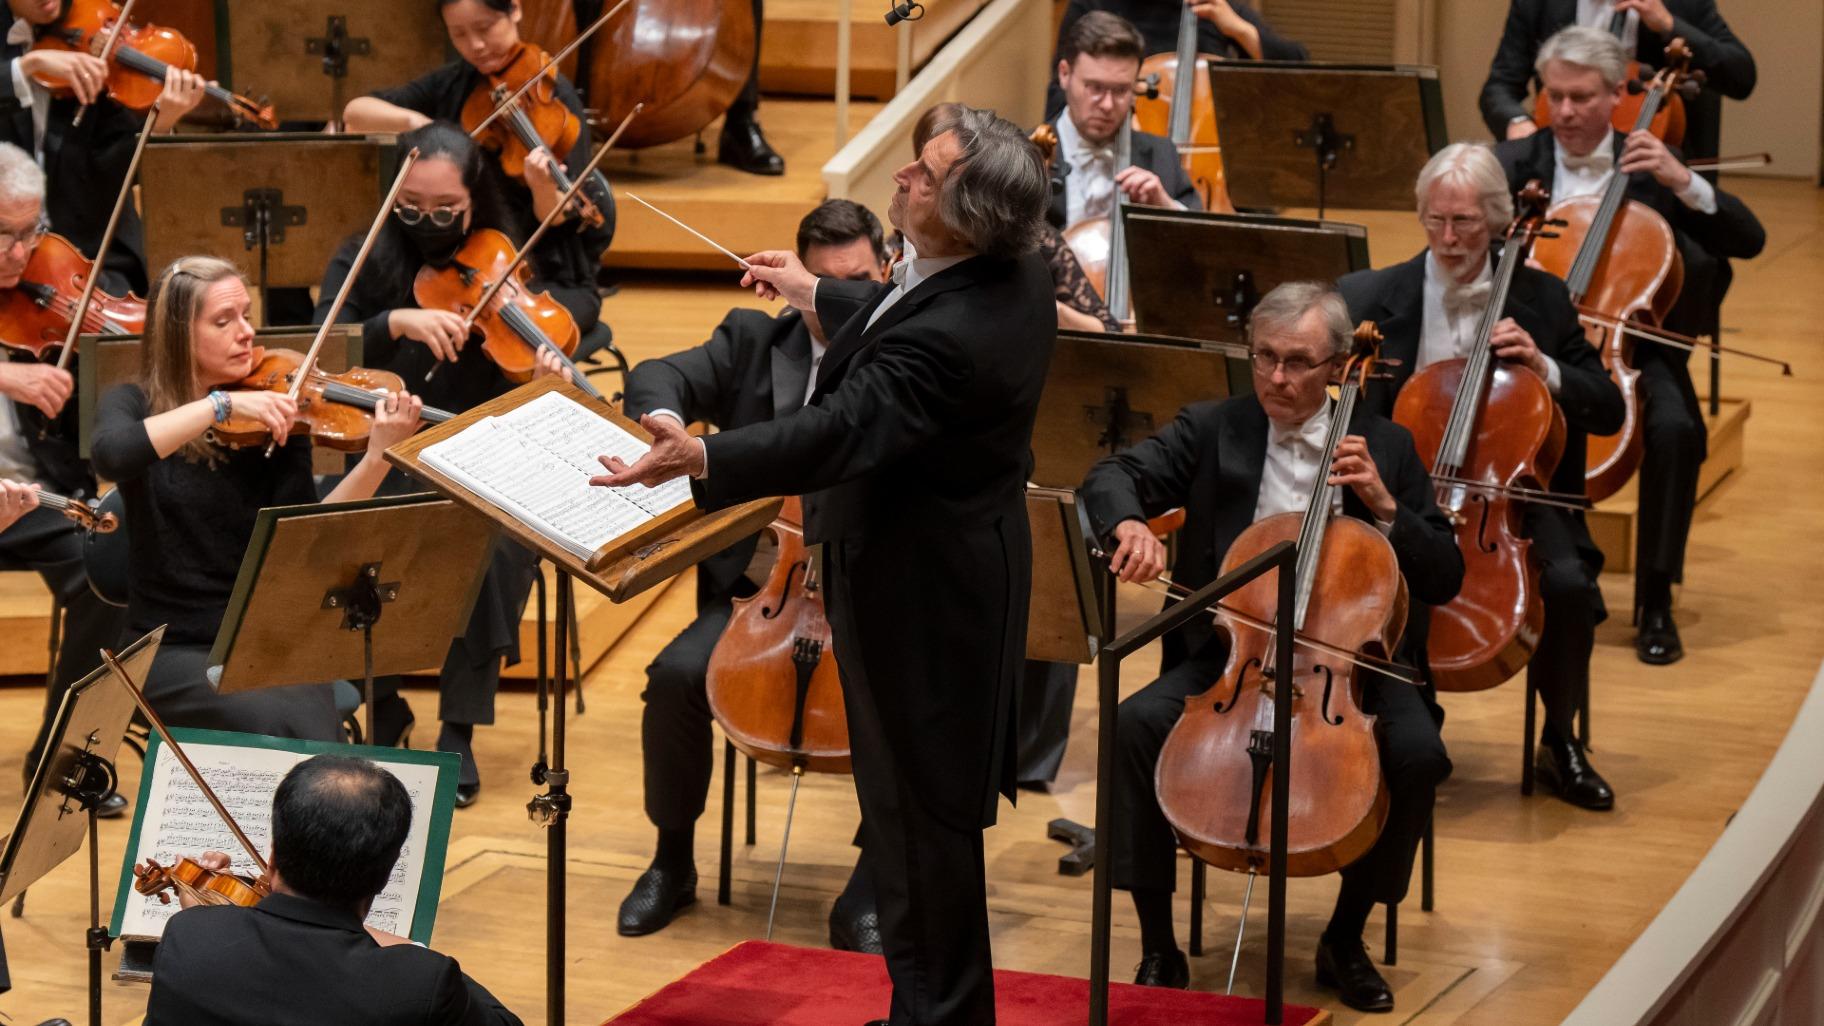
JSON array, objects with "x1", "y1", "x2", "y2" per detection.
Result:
[
  {"x1": 419, "y1": 391, "x2": 693, "y2": 560},
  {"x1": 115, "y1": 742, "x2": 440, "y2": 941}
]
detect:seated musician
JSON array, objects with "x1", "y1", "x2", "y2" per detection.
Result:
[
  {"x1": 0, "y1": 0, "x2": 212, "y2": 291},
  {"x1": 1478, "y1": 0, "x2": 1754, "y2": 164},
  {"x1": 145, "y1": 754, "x2": 522, "y2": 1026},
  {"x1": 316, "y1": 120, "x2": 548, "y2": 807},
  {"x1": 608, "y1": 198, "x2": 888, "y2": 948},
  {"x1": 1047, "y1": 1, "x2": 1308, "y2": 115},
  {"x1": 1045, "y1": 12, "x2": 1202, "y2": 237},
  {"x1": 342, "y1": 0, "x2": 612, "y2": 358},
  {"x1": 1494, "y1": 25, "x2": 1764, "y2": 665},
  {"x1": 0, "y1": 143, "x2": 124, "y2": 806},
  {"x1": 1080, "y1": 282, "x2": 1462, "y2": 1012},
  {"x1": 1339, "y1": 143, "x2": 1626, "y2": 809},
  {"x1": 90, "y1": 256, "x2": 421, "y2": 740}
]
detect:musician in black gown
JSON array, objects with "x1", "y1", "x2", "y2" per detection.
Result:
[
  {"x1": 1080, "y1": 282, "x2": 1461, "y2": 1013},
  {"x1": 1340, "y1": 142, "x2": 1626, "y2": 810},
  {"x1": 1493, "y1": 27, "x2": 1763, "y2": 666}
]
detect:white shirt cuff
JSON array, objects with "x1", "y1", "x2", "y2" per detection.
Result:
[
  {"x1": 1543, "y1": 354, "x2": 1563, "y2": 395},
  {"x1": 648, "y1": 409, "x2": 686, "y2": 429},
  {"x1": 691, "y1": 436, "x2": 708, "y2": 480},
  {"x1": 1375, "y1": 516, "x2": 1395, "y2": 537},
  {"x1": 9, "y1": 58, "x2": 30, "y2": 108},
  {"x1": 1675, "y1": 171, "x2": 1718, "y2": 214}
]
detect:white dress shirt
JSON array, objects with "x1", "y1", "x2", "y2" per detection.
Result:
[
  {"x1": 1253, "y1": 404, "x2": 1343, "y2": 521},
  {"x1": 7, "y1": 20, "x2": 50, "y2": 164},
  {"x1": 1576, "y1": 0, "x2": 1640, "y2": 51},
  {"x1": 1056, "y1": 108, "x2": 1116, "y2": 227},
  {"x1": 1551, "y1": 134, "x2": 1717, "y2": 214},
  {"x1": 1419, "y1": 250, "x2": 1562, "y2": 393}
]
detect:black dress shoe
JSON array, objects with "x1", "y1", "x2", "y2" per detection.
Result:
[
  {"x1": 454, "y1": 782, "x2": 480, "y2": 808},
  {"x1": 1635, "y1": 607, "x2": 1684, "y2": 665},
  {"x1": 1132, "y1": 948, "x2": 1189, "y2": 988},
  {"x1": 718, "y1": 118, "x2": 784, "y2": 175},
  {"x1": 96, "y1": 793, "x2": 129, "y2": 819},
  {"x1": 34, "y1": 1019, "x2": 73, "y2": 1026},
  {"x1": 1316, "y1": 934, "x2": 1393, "y2": 1013},
  {"x1": 617, "y1": 863, "x2": 698, "y2": 936},
  {"x1": 1536, "y1": 734, "x2": 1614, "y2": 811},
  {"x1": 829, "y1": 899, "x2": 884, "y2": 954}
]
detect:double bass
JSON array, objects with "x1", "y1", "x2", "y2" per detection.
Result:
[
  {"x1": 583, "y1": 0, "x2": 755, "y2": 149},
  {"x1": 1154, "y1": 324, "x2": 1400, "y2": 877},
  {"x1": 1132, "y1": 2, "x2": 1236, "y2": 214}
]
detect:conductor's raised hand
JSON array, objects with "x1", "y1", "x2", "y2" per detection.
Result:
[
  {"x1": 740, "y1": 250, "x2": 818, "y2": 309},
  {"x1": 588, "y1": 413, "x2": 704, "y2": 489}
]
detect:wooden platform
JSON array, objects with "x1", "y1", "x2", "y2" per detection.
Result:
[
  {"x1": 759, "y1": 0, "x2": 992, "y2": 99},
  {"x1": 1586, "y1": 397, "x2": 1752, "y2": 574}
]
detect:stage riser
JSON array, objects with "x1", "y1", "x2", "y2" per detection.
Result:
[
  {"x1": 759, "y1": 0, "x2": 990, "y2": 100},
  {"x1": 1587, "y1": 398, "x2": 1751, "y2": 575}
]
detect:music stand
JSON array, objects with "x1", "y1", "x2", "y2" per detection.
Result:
[
  {"x1": 206, "y1": 494, "x2": 495, "y2": 745},
  {"x1": 0, "y1": 627, "x2": 162, "y2": 1026},
  {"x1": 1124, "y1": 207, "x2": 1372, "y2": 371},
  {"x1": 1207, "y1": 61, "x2": 1447, "y2": 217},
  {"x1": 1026, "y1": 486, "x2": 1100, "y2": 665},
  {"x1": 139, "y1": 134, "x2": 403, "y2": 319},
  {"x1": 222, "y1": 0, "x2": 449, "y2": 127}
]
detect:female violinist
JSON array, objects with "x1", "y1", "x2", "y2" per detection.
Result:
[
  {"x1": 341, "y1": 0, "x2": 612, "y2": 358},
  {"x1": 89, "y1": 256, "x2": 422, "y2": 741},
  {"x1": 312, "y1": 121, "x2": 543, "y2": 806},
  {"x1": 2, "y1": 0, "x2": 212, "y2": 292}
]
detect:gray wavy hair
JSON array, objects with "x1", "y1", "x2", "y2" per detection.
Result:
[
  {"x1": 1248, "y1": 281, "x2": 1352, "y2": 358},
  {"x1": 1536, "y1": 25, "x2": 1629, "y2": 89},
  {"x1": 927, "y1": 106, "x2": 1048, "y2": 261},
  {"x1": 0, "y1": 143, "x2": 45, "y2": 204},
  {"x1": 1415, "y1": 142, "x2": 1514, "y2": 228}
]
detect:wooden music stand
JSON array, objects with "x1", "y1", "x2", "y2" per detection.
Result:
[
  {"x1": 223, "y1": 0, "x2": 449, "y2": 126},
  {"x1": 1124, "y1": 207, "x2": 1372, "y2": 361},
  {"x1": 1026, "y1": 487, "x2": 1101, "y2": 664},
  {"x1": 139, "y1": 133, "x2": 403, "y2": 317},
  {"x1": 1207, "y1": 61, "x2": 1447, "y2": 216},
  {"x1": 0, "y1": 627, "x2": 161, "y2": 1026}
]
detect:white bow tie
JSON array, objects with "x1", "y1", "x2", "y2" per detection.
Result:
[
  {"x1": 6, "y1": 19, "x2": 32, "y2": 48},
  {"x1": 1270, "y1": 412, "x2": 1330, "y2": 453},
  {"x1": 1563, "y1": 148, "x2": 1614, "y2": 175},
  {"x1": 1444, "y1": 279, "x2": 1493, "y2": 316}
]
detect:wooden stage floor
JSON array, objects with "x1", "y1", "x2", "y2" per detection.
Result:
[{"x1": 0, "y1": 177, "x2": 1819, "y2": 1024}]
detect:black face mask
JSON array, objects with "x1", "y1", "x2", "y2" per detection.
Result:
[{"x1": 397, "y1": 212, "x2": 467, "y2": 266}]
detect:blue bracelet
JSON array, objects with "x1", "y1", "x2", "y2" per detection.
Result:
[{"x1": 208, "y1": 390, "x2": 231, "y2": 423}]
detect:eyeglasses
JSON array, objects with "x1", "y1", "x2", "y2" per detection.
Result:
[
  {"x1": 1249, "y1": 351, "x2": 1334, "y2": 376},
  {"x1": 1078, "y1": 80, "x2": 1137, "y2": 105},
  {"x1": 0, "y1": 216, "x2": 50, "y2": 253},
  {"x1": 393, "y1": 201, "x2": 469, "y2": 228},
  {"x1": 1421, "y1": 213, "x2": 1488, "y2": 234}
]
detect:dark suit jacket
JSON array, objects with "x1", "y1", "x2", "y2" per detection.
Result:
[
  {"x1": 0, "y1": 45, "x2": 148, "y2": 292},
  {"x1": 1477, "y1": 0, "x2": 1755, "y2": 160},
  {"x1": 1079, "y1": 393, "x2": 1463, "y2": 677},
  {"x1": 3, "y1": 350, "x2": 93, "y2": 496},
  {"x1": 1044, "y1": 126, "x2": 1201, "y2": 229},
  {"x1": 145, "y1": 893, "x2": 521, "y2": 1026},
  {"x1": 689, "y1": 253, "x2": 1057, "y2": 829},
  {"x1": 1046, "y1": 0, "x2": 1309, "y2": 116},
  {"x1": 623, "y1": 307, "x2": 814, "y2": 610}
]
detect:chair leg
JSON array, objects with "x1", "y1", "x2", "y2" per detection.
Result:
[
  {"x1": 1383, "y1": 902, "x2": 1398, "y2": 965},
  {"x1": 1522, "y1": 673, "x2": 1537, "y2": 796},
  {"x1": 1421, "y1": 815, "x2": 1435, "y2": 912},
  {"x1": 719, "y1": 740, "x2": 735, "y2": 906},
  {"x1": 46, "y1": 598, "x2": 64, "y2": 686},
  {"x1": 1188, "y1": 858, "x2": 1205, "y2": 957},
  {"x1": 745, "y1": 755, "x2": 758, "y2": 846}
]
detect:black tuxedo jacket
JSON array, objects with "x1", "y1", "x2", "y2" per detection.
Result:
[
  {"x1": 0, "y1": 44, "x2": 148, "y2": 292},
  {"x1": 145, "y1": 893, "x2": 521, "y2": 1026},
  {"x1": 690, "y1": 253, "x2": 1056, "y2": 829},
  {"x1": 1079, "y1": 393, "x2": 1463, "y2": 676},
  {"x1": 1044, "y1": 127, "x2": 1202, "y2": 230},
  {"x1": 623, "y1": 307, "x2": 814, "y2": 610},
  {"x1": 1337, "y1": 249, "x2": 1625, "y2": 499},
  {"x1": 1477, "y1": 0, "x2": 1755, "y2": 160},
  {"x1": 1494, "y1": 129, "x2": 1764, "y2": 339}
]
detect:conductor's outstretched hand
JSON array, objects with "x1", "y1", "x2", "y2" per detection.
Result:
[
  {"x1": 589, "y1": 413, "x2": 705, "y2": 489},
  {"x1": 741, "y1": 250, "x2": 818, "y2": 309}
]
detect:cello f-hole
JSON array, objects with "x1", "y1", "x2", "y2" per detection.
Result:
[
  {"x1": 1316, "y1": 664, "x2": 1342, "y2": 726},
  {"x1": 760, "y1": 561, "x2": 805, "y2": 620},
  {"x1": 1213, "y1": 657, "x2": 1262, "y2": 715},
  {"x1": 1472, "y1": 493, "x2": 1499, "y2": 554}
]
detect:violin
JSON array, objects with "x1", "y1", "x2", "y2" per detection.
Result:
[
  {"x1": 133, "y1": 855, "x2": 269, "y2": 908},
  {"x1": 1132, "y1": 3, "x2": 1236, "y2": 214},
  {"x1": 1532, "y1": 15, "x2": 1690, "y2": 147},
  {"x1": 461, "y1": 44, "x2": 612, "y2": 229},
  {"x1": 583, "y1": 0, "x2": 754, "y2": 149},
  {"x1": 706, "y1": 497, "x2": 849, "y2": 775},
  {"x1": 1529, "y1": 41, "x2": 1694, "y2": 503},
  {"x1": 30, "y1": 0, "x2": 276, "y2": 128},
  {"x1": 1153, "y1": 323, "x2": 1401, "y2": 877},
  {"x1": 0, "y1": 233, "x2": 144, "y2": 359},
  {"x1": 209, "y1": 346, "x2": 452, "y2": 452},
  {"x1": 1393, "y1": 184, "x2": 1564, "y2": 693},
  {"x1": 35, "y1": 487, "x2": 118, "y2": 533}
]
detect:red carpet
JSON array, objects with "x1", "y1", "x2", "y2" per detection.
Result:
[{"x1": 605, "y1": 941, "x2": 1328, "y2": 1026}]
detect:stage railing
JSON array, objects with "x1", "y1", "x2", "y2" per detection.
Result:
[{"x1": 1562, "y1": 659, "x2": 1824, "y2": 1026}]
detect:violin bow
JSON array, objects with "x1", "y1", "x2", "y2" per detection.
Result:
[
  {"x1": 266, "y1": 147, "x2": 423, "y2": 456},
  {"x1": 100, "y1": 648, "x2": 270, "y2": 877},
  {"x1": 1575, "y1": 307, "x2": 1794, "y2": 375},
  {"x1": 466, "y1": 0, "x2": 633, "y2": 140},
  {"x1": 54, "y1": 102, "x2": 158, "y2": 372},
  {"x1": 69, "y1": 0, "x2": 142, "y2": 129}
]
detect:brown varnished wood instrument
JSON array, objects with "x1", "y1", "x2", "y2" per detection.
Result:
[{"x1": 1132, "y1": 2, "x2": 1235, "y2": 214}]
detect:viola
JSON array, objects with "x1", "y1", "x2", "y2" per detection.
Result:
[
  {"x1": 1532, "y1": 15, "x2": 1689, "y2": 146},
  {"x1": 1153, "y1": 323, "x2": 1400, "y2": 877},
  {"x1": 1392, "y1": 183, "x2": 1564, "y2": 693},
  {"x1": 583, "y1": 0, "x2": 755, "y2": 149},
  {"x1": 0, "y1": 233, "x2": 143, "y2": 359},
  {"x1": 30, "y1": 0, "x2": 276, "y2": 128},
  {"x1": 460, "y1": 44, "x2": 612, "y2": 229},
  {"x1": 1529, "y1": 41, "x2": 1694, "y2": 502},
  {"x1": 1132, "y1": 3, "x2": 1236, "y2": 214},
  {"x1": 133, "y1": 855, "x2": 269, "y2": 908},
  {"x1": 210, "y1": 346, "x2": 453, "y2": 452},
  {"x1": 705, "y1": 497, "x2": 849, "y2": 775}
]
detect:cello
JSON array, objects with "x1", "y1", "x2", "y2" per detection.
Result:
[
  {"x1": 1393, "y1": 183, "x2": 1564, "y2": 692},
  {"x1": 1529, "y1": 42, "x2": 1693, "y2": 502},
  {"x1": 1154, "y1": 323, "x2": 1400, "y2": 878},
  {"x1": 1531, "y1": 11, "x2": 1686, "y2": 147},
  {"x1": 583, "y1": 0, "x2": 755, "y2": 150},
  {"x1": 1132, "y1": 2, "x2": 1236, "y2": 214}
]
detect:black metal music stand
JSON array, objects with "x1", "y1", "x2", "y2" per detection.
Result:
[
  {"x1": 0, "y1": 627, "x2": 162, "y2": 1026},
  {"x1": 1206, "y1": 61, "x2": 1447, "y2": 217}
]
